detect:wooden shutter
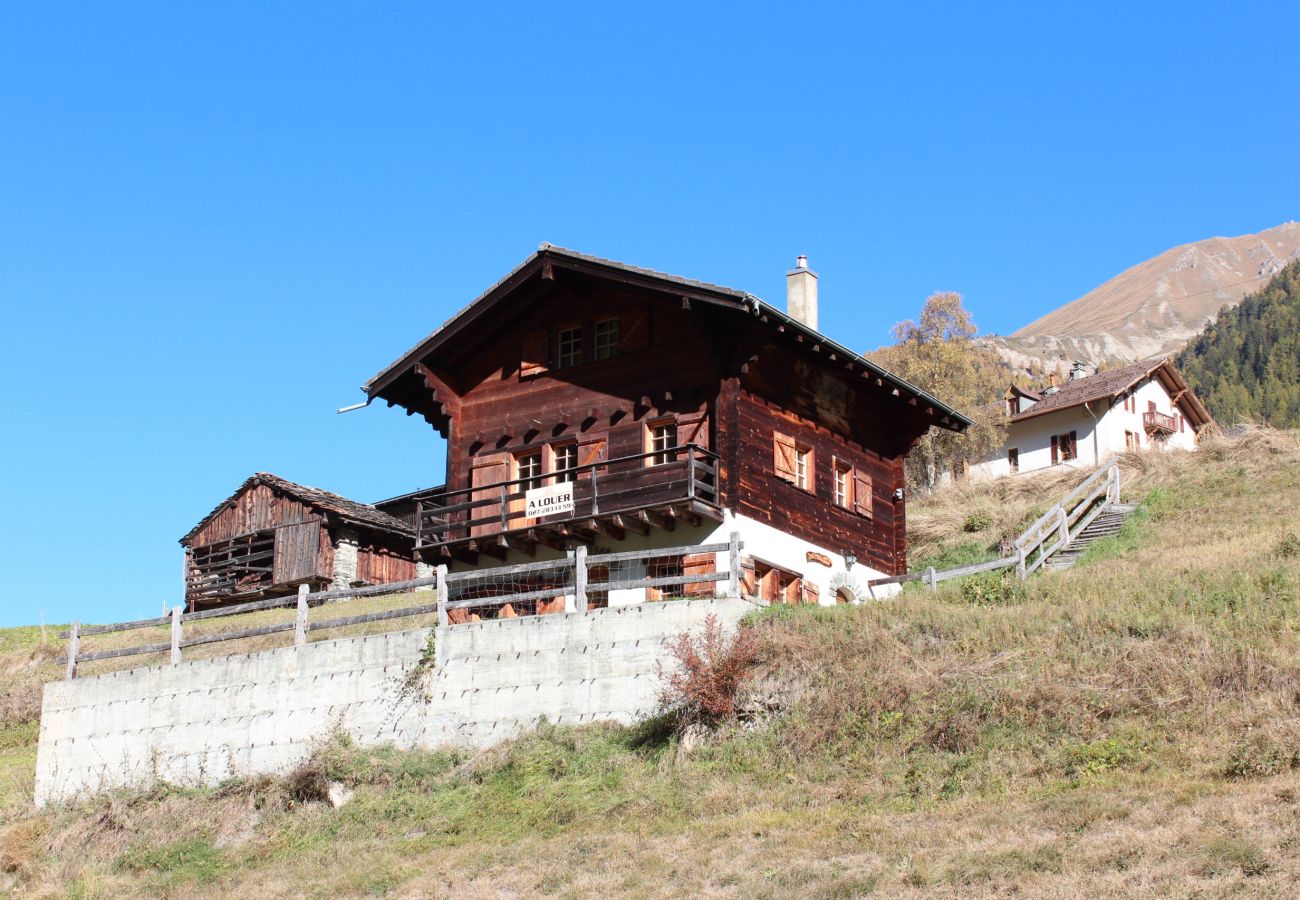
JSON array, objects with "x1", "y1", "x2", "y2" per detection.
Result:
[
  {"x1": 801, "y1": 582, "x2": 820, "y2": 606},
  {"x1": 1069, "y1": 431, "x2": 1078, "y2": 460},
  {"x1": 773, "y1": 432, "x2": 797, "y2": 482},
  {"x1": 470, "y1": 454, "x2": 509, "y2": 537},
  {"x1": 273, "y1": 521, "x2": 320, "y2": 585},
  {"x1": 1051, "y1": 434, "x2": 1059, "y2": 465},
  {"x1": 853, "y1": 470, "x2": 873, "y2": 518},
  {"x1": 739, "y1": 562, "x2": 757, "y2": 598},
  {"x1": 520, "y1": 331, "x2": 549, "y2": 378},
  {"x1": 682, "y1": 552, "x2": 716, "y2": 597},
  {"x1": 621, "y1": 307, "x2": 650, "y2": 351}
]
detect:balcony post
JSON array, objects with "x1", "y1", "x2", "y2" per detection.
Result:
[
  {"x1": 499, "y1": 484, "x2": 508, "y2": 531},
  {"x1": 686, "y1": 446, "x2": 696, "y2": 500}
]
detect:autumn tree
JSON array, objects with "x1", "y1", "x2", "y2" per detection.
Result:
[{"x1": 869, "y1": 292, "x2": 1008, "y2": 491}]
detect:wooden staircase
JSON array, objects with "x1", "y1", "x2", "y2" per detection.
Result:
[{"x1": 1042, "y1": 502, "x2": 1136, "y2": 571}]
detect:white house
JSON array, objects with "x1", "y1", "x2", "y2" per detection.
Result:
[{"x1": 969, "y1": 357, "x2": 1214, "y2": 480}]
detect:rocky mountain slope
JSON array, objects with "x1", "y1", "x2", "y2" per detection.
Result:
[{"x1": 985, "y1": 222, "x2": 1300, "y2": 375}]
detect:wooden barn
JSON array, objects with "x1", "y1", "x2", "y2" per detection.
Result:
[
  {"x1": 359, "y1": 245, "x2": 971, "y2": 608},
  {"x1": 180, "y1": 473, "x2": 421, "y2": 611}
]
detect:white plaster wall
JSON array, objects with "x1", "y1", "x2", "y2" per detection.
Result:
[{"x1": 35, "y1": 597, "x2": 760, "y2": 807}]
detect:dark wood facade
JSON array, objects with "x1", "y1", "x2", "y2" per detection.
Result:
[
  {"x1": 180, "y1": 474, "x2": 416, "y2": 611},
  {"x1": 364, "y1": 246, "x2": 968, "y2": 576}
]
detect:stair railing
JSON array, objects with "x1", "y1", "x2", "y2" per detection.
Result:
[{"x1": 866, "y1": 458, "x2": 1122, "y2": 593}]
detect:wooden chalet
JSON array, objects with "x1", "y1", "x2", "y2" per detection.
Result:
[
  {"x1": 180, "y1": 473, "x2": 419, "y2": 611},
  {"x1": 362, "y1": 246, "x2": 971, "y2": 605}
]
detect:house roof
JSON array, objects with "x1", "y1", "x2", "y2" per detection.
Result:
[
  {"x1": 362, "y1": 244, "x2": 973, "y2": 431},
  {"x1": 1006, "y1": 357, "x2": 1213, "y2": 428},
  {"x1": 180, "y1": 473, "x2": 415, "y2": 545}
]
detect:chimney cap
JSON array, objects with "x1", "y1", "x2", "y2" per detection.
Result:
[{"x1": 795, "y1": 254, "x2": 808, "y2": 270}]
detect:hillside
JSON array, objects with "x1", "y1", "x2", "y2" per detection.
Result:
[
  {"x1": 3, "y1": 431, "x2": 1300, "y2": 896},
  {"x1": 984, "y1": 222, "x2": 1300, "y2": 375},
  {"x1": 1176, "y1": 260, "x2": 1300, "y2": 428}
]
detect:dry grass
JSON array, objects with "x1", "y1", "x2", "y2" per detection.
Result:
[{"x1": 1, "y1": 429, "x2": 1299, "y2": 896}]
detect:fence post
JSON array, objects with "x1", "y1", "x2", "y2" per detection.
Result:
[
  {"x1": 1057, "y1": 506, "x2": 1070, "y2": 547},
  {"x1": 1111, "y1": 465, "x2": 1121, "y2": 503},
  {"x1": 574, "y1": 545, "x2": 588, "y2": 612},
  {"x1": 294, "y1": 584, "x2": 309, "y2": 646},
  {"x1": 170, "y1": 605, "x2": 183, "y2": 665},
  {"x1": 435, "y1": 564, "x2": 449, "y2": 669},
  {"x1": 925, "y1": 566, "x2": 937, "y2": 591},
  {"x1": 727, "y1": 531, "x2": 741, "y2": 598},
  {"x1": 65, "y1": 621, "x2": 79, "y2": 680},
  {"x1": 1016, "y1": 546, "x2": 1027, "y2": 581}
]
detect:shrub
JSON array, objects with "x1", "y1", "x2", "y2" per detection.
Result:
[
  {"x1": 657, "y1": 614, "x2": 759, "y2": 726},
  {"x1": 962, "y1": 511, "x2": 993, "y2": 533},
  {"x1": 1276, "y1": 532, "x2": 1300, "y2": 558}
]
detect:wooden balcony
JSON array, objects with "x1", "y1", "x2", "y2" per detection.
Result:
[
  {"x1": 415, "y1": 444, "x2": 723, "y2": 562},
  {"x1": 1143, "y1": 410, "x2": 1177, "y2": 434}
]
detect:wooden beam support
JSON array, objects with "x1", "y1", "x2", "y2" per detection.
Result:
[
  {"x1": 584, "y1": 517, "x2": 626, "y2": 541},
  {"x1": 611, "y1": 513, "x2": 649, "y2": 536}
]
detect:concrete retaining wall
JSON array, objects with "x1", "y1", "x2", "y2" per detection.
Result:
[{"x1": 35, "y1": 596, "x2": 756, "y2": 806}]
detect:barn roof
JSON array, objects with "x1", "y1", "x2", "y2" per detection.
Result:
[
  {"x1": 1007, "y1": 357, "x2": 1213, "y2": 428},
  {"x1": 180, "y1": 473, "x2": 415, "y2": 545},
  {"x1": 362, "y1": 243, "x2": 973, "y2": 431}
]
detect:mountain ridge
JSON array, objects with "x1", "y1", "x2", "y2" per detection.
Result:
[{"x1": 983, "y1": 221, "x2": 1300, "y2": 375}]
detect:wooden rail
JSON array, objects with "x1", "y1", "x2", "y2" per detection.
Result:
[
  {"x1": 61, "y1": 533, "x2": 744, "y2": 679},
  {"x1": 867, "y1": 460, "x2": 1122, "y2": 593}
]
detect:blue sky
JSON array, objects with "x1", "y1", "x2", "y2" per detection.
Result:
[{"x1": 2, "y1": 2, "x2": 1297, "y2": 626}]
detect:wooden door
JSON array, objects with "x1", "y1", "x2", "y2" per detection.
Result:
[
  {"x1": 273, "y1": 521, "x2": 321, "y2": 586},
  {"x1": 470, "y1": 454, "x2": 508, "y2": 538}
]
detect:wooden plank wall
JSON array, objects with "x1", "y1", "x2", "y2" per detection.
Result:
[
  {"x1": 443, "y1": 284, "x2": 721, "y2": 495},
  {"x1": 189, "y1": 484, "x2": 315, "y2": 547},
  {"x1": 732, "y1": 388, "x2": 906, "y2": 575},
  {"x1": 355, "y1": 544, "x2": 417, "y2": 585}
]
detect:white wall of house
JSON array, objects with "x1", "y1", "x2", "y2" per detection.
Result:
[{"x1": 970, "y1": 376, "x2": 1198, "y2": 481}]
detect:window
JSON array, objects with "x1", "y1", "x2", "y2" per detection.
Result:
[
  {"x1": 515, "y1": 450, "x2": 543, "y2": 491},
  {"x1": 833, "y1": 459, "x2": 853, "y2": 508},
  {"x1": 593, "y1": 318, "x2": 620, "y2": 360},
  {"x1": 1051, "y1": 431, "x2": 1077, "y2": 464},
  {"x1": 1008, "y1": 448, "x2": 1019, "y2": 473},
  {"x1": 743, "y1": 559, "x2": 805, "y2": 605},
  {"x1": 557, "y1": 326, "x2": 583, "y2": 368},
  {"x1": 774, "y1": 432, "x2": 814, "y2": 491},
  {"x1": 1125, "y1": 430, "x2": 1138, "y2": 451},
  {"x1": 552, "y1": 442, "x2": 578, "y2": 483},
  {"x1": 647, "y1": 420, "x2": 677, "y2": 465}
]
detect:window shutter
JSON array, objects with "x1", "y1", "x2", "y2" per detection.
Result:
[
  {"x1": 1069, "y1": 431, "x2": 1078, "y2": 459},
  {"x1": 739, "y1": 562, "x2": 757, "y2": 598},
  {"x1": 1051, "y1": 434, "x2": 1059, "y2": 465},
  {"x1": 620, "y1": 307, "x2": 650, "y2": 351},
  {"x1": 773, "y1": 432, "x2": 797, "y2": 482},
  {"x1": 853, "y1": 470, "x2": 873, "y2": 518},
  {"x1": 521, "y1": 331, "x2": 549, "y2": 378},
  {"x1": 801, "y1": 582, "x2": 820, "y2": 606},
  {"x1": 682, "y1": 552, "x2": 715, "y2": 597}
]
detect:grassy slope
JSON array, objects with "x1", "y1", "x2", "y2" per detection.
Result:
[{"x1": 2, "y1": 430, "x2": 1300, "y2": 897}]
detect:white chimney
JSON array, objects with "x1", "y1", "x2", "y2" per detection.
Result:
[{"x1": 786, "y1": 255, "x2": 819, "y2": 331}]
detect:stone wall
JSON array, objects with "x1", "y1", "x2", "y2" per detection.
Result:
[{"x1": 35, "y1": 596, "x2": 757, "y2": 807}]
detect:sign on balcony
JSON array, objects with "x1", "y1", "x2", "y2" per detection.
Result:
[{"x1": 525, "y1": 482, "x2": 575, "y2": 518}]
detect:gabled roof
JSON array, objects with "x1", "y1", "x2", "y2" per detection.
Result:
[
  {"x1": 180, "y1": 473, "x2": 415, "y2": 545},
  {"x1": 362, "y1": 244, "x2": 973, "y2": 432},
  {"x1": 1006, "y1": 357, "x2": 1213, "y2": 428}
]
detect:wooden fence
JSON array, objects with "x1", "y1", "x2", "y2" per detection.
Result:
[
  {"x1": 61, "y1": 533, "x2": 743, "y2": 680},
  {"x1": 867, "y1": 460, "x2": 1122, "y2": 592}
]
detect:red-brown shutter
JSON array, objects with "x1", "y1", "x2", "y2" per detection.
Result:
[
  {"x1": 1051, "y1": 434, "x2": 1059, "y2": 464},
  {"x1": 521, "y1": 331, "x2": 549, "y2": 378},
  {"x1": 621, "y1": 307, "x2": 650, "y2": 351},
  {"x1": 682, "y1": 552, "x2": 715, "y2": 597},
  {"x1": 1069, "y1": 431, "x2": 1078, "y2": 460},
  {"x1": 773, "y1": 432, "x2": 797, "y2": 482},
  {"x1": 853, "y1": 470, "x2": 873, "y2": 518},
  {"x1": 739, "y1": 562, "x2": 757, "y2": 598},
  {"x1": 801, "y1": 582, "x2": 820, "y2": 606}
]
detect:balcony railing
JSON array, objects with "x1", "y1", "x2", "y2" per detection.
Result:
[
  {"x1": 415, "y1": 443, "x2": 720, "y2": 551},
  {"x1": 1143, "y1": 410, "x2": 1177, "y2": 434}
]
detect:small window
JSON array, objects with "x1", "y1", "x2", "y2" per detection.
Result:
[
  {"x1": 1008, "y1": 448, "x2": 1019, "y2": 473},
  {"x1": 833, "y1": 460, "x2": 853, "y2": 508},
  {"x1": 794, "y1": 446, "x2": 813, "y2": 491},
  {"x1": 647, "y1": 420, "x2": 677, "y2": 466},
  {"x1": 557, "y1": 326, "x2": 583, "y2": 368},
  {"x1": 552, "y1": 442, "x2": 578, "y2": 483},
  {"x1": 515, "y1": 451, "x2": 543, "y2": 490},
  {"x1": 593, "y1": 318, "x2": 620, "y2": 360},
  {"x1": 774, "y1": 432, "x2": 814, "y2": 491}
]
